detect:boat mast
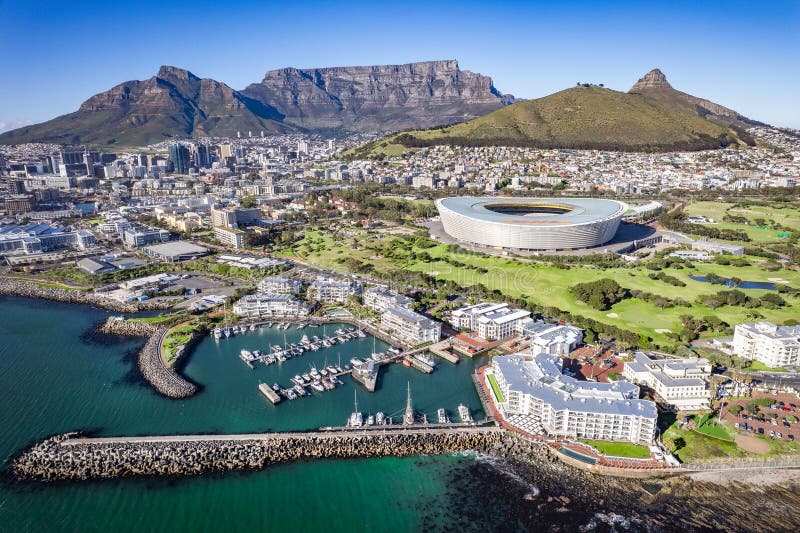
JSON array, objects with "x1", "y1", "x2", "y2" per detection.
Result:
[{"x1": 403, "y1": 382, "x2": 414, "y2": 425}]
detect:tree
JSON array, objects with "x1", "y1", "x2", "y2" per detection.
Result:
[{"x1": 240, "y1": 196, "x2": 258, "y2": 208}]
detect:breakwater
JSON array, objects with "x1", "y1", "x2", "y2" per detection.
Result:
[
  {"x1": 12, "y1": 427, "x2": 509, "y2": 482},
  {"x1": 0, "y1": 278, "x2": 171, "y2": 313},
  {"x1": 138, "y1": 328, "x2": 198, "y2": 399},
  {"x1": 97, "y1": 317, "x2": 159, "y2": 337}
]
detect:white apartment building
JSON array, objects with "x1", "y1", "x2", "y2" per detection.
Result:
[
  {"x1": 213, "y1": 226, "x2": 245, "y2": 249},
  {"x1": 732, "y1": 322, "x2": 800, "y2": 367},
  {"x1": 309, "y1": 276, "x2": 362, "y2": 304},
  {"x1": 257, "y1": 276, "x2": 301, "y2": 294},
  {"x1": 450, "y1": 302, "x2": 531, "y2": 340},
  {"x1": 491, "y1": 353, "x2": 657, "y2": 444},
  {"x1": 524, "y1": 321, "x2": 584, "y2": 356},
  {"x1": 233, "y1": 293, "x2": 308, "y2": 318},
  {"x1": 622, "y1": 352, "x2": 712, "y2": 410},
  {"x1": 381, "y1": 306, "x2": 442, "y2": 346},
  {"x1": 363, "y1": 286, "x2": 413, "y2": 313}
]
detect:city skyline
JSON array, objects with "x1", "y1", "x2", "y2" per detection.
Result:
[{"x1": 1, "y1": 0, "x2": 799, "y2": 133}]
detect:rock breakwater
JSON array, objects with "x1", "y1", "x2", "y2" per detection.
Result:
[
  {"x1": 96, "y1": 317, "x2": 159, "y2": 337},
  {"x1": 138, "y1": 328, "x2": 197, "y2": 399},
  {"x1": 13, "y1": 428, "x2": 508, "y2": 482},
  {"x1": 0, "y1": 278, "x2": 171, "y2": 313}
]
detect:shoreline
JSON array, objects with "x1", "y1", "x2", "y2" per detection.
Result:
[{"x1": 0, "y1": 278, "x2": 173, "y2": 313}]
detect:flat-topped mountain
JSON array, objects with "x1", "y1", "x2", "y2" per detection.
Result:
[
  {"x1": 241, "y1": 59, "x2": 513, "y2": 133},
  {"x1": 347, "y1": 69, "x2": 757, "y2": 157},
  {"x1": 0, "y1": 60, "x2": 512, "y2": 146}
]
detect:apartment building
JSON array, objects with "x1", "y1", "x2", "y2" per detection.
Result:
[
  {"x1": 233, "y1": 293, "x2": 308, "y2": 318},
  {"x1": 490, "y1": 353, "x2": 657, "y2": 444},
  {"x1": 622, "y1": 352, "x2": 712, "y2": 410},
  {"x1": 213, "y1": 226, "x2": 245, "y2": 249},
  {"x1": 732, "y1": 322, "x2": 800, "y2": 367},
  {"x1": 257, "y1": 276, "x2": 301, "y2": 294},
  {"x1": 450, "y1": 302, "x2": 531, "y2": 340},
  {"x1": 381, "y1": 306, "x2": 441, "y2": 346},
  {"x1": 309, "y1": 276, "x2": 362, "y2": 304},
  {"x1": 363, "y1": 286, "x2": 413, "y2": 313},
  {"x1": 524, "y1": 321, "x2": 584, "y2": 356}
]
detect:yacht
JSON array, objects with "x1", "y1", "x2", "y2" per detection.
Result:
[
  {"x1": 212, "y1": 327, "x2": 222, "y2": 339},
  {"x1": 458, "y1": 404, "x2": 473, "y2": 423},
  {"x1": 437, "y1": 408, "x2": 449, "y2": 424},
  {"x1": 366, "y1": 414, "x2": 375, "y2": 426},
  {"x1": 310, "y1": 381, "x2": 325, "y2": 393},
  {"x1": 375, "y1": 412, "x2": 385, "y2": 425}
]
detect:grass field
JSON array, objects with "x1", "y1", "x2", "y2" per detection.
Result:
[
  {"x1": 487, "y1": 374, "x2": 505, "y2": 403},
  {"x1": 663, "y1": 417, "x2": 800, "y2": 462},
  {"x1": 289, "y1": 226, "x2": 800, "y2": 347},
  {"x1": 693, "y1": 414, "x2": 734, "y2": 441},
  {"x1": 161, "y1": 322, "x2": 199, "y2": 367},
  {"x1": 129, "y1": 313, "x2": 184, "y2": 325},
  {"x1": 747, "y1": 360, "x2": 790, "y2": 372},
  {"x1": 578, "y1": 439, "x2": 652, "y2": 459},
  {"x1": 683, "y1": 200, "x2": 800, "y2": 244}
]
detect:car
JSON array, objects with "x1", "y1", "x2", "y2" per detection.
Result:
[
  {"x1": 749, "y1": 426, "x2": 755, "y2": 432},
  {"x1": 770, "y1": 430, "x2": 776, "y2": 437},
  {"x1": 735, "y1": 422, "x2": 740, "y2": 429},
  {"x1": 758, "y1": 427, "x2": 765, "y2": 435},
  {"x1": 777, "y1": 432, "x2": 783, "y2": 438},
  {"x1": 772, "y1": 419, "x2": 779, "y2": 426},
  {"x1": 789, "y1": 435, "x2": 795, "y2": 442},
  {"x1": 784, "y1": 422, "x2": 791, "y2": 428},
  {"x1": 748, "y1": 416, "x2": 754, "y2": 421}
]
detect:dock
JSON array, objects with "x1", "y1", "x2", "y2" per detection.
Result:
[
  {"x1": 258, "y1": 383, "x2": 281, "y2": 405},
  {"x1": 403, "y1": 355, "x2": 433, "y2": 374}
]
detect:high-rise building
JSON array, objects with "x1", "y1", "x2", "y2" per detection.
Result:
[{"x1": 170, "y1": 143, "x2": 191, "y2": 174}]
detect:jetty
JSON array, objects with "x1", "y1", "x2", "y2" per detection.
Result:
[
  {"x1": 13, "y1": 427, "x2": 507, "y2": 482},
  {"x1": 258, "y1": 383, "x2": 281, "y2": 404}
]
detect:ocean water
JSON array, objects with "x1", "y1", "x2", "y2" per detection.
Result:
[{"x1": 0, "y1": 296, "x2": 505, "y2": 532}]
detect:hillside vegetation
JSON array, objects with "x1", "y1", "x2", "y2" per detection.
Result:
[{"x1": 347, "y1": 86, "x2": 750, "y2": 158}]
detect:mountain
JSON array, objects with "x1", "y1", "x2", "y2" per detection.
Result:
[
  {"x1": 347, "y1": 70, "x2": 756, "y2": 158},
  {"x1": 241, "y1": 59, "x2": 513, "y2": 133},
  {"x1": 628, "y1": 68, "x2": 760, "y2": 129},
  {"x1": 0, "y1": 60, "x2": 512, "y2": 146},
  {"x1": 0, "y1": 66, "x2": 292, "y2": 147}
]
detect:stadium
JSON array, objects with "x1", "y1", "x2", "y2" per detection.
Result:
[{"x1": 435, "y1": 197, "x2": 627, "y2": 251}]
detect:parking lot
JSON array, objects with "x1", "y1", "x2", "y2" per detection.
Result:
[{"x1": 721, "y1": 391, "x2": 800, "y2": 443}]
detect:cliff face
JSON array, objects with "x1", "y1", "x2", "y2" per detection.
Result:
[
  {"x1": 629, "y1": 68, "x2": 759, "y2": 127},
  {"x1": 0, "y1": 60, "x2": 512, "y2": 145},
  {"x1": 241, "y1": 59, "x2": 513, "y2": 132}
]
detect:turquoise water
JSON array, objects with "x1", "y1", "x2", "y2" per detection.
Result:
[{"x1": 0, "y1": 296, "x2": 499, "y2": 532}]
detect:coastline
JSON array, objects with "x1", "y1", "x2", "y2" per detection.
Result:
[{"x1": 0, "y1": 278, "x2": 172, "y2": 313}]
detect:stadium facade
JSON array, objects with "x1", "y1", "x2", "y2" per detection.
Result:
[{"x1": 435, "y1": 197, "x2": 626, "y2": 251}]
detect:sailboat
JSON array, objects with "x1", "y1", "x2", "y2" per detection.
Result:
[
  {"x1": 347, "y1": 389, "x2": 363, "y2": 427},
  {"x1": 403, "y1": 382, "x2": 414, "y2": 425}
]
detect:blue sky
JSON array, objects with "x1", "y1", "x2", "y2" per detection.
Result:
[{"x1": 1, "y1": 0, "x2": 798, "y2": 131}]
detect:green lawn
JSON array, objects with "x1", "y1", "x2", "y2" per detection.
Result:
[
  {"x1": 161, "y1": 322, "x2": 199, "y2": 367},
  {"x1": 683, "y1": 200, "x2": 800, "y2": 244},
  {"x1": 578, "y1": 439, "x2": 651, "y2": 459},
  {"x1": 693, "y1": 414, "x2": 734, "y2": 441},
  {"x1": 487, "y1": 373, "x2": 505, "y2": 403},
  {"x1": 129, "y1": 313, "x2": 184, "y2": 325},
  {"x1": 747, "y1": 360, "x2": 790, "y2": 372}
]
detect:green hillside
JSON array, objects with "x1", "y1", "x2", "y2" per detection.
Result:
[{"x1": 347, "y1": 86, "x2": 749, "y2": 158}]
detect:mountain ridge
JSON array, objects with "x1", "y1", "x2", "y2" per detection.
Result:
[
  {"x1": 0, "y1": 60, "x2": 512, "y2": 146},
  {"x1": 346, "y1": 69, "x2": 758, "y2": 158}
]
